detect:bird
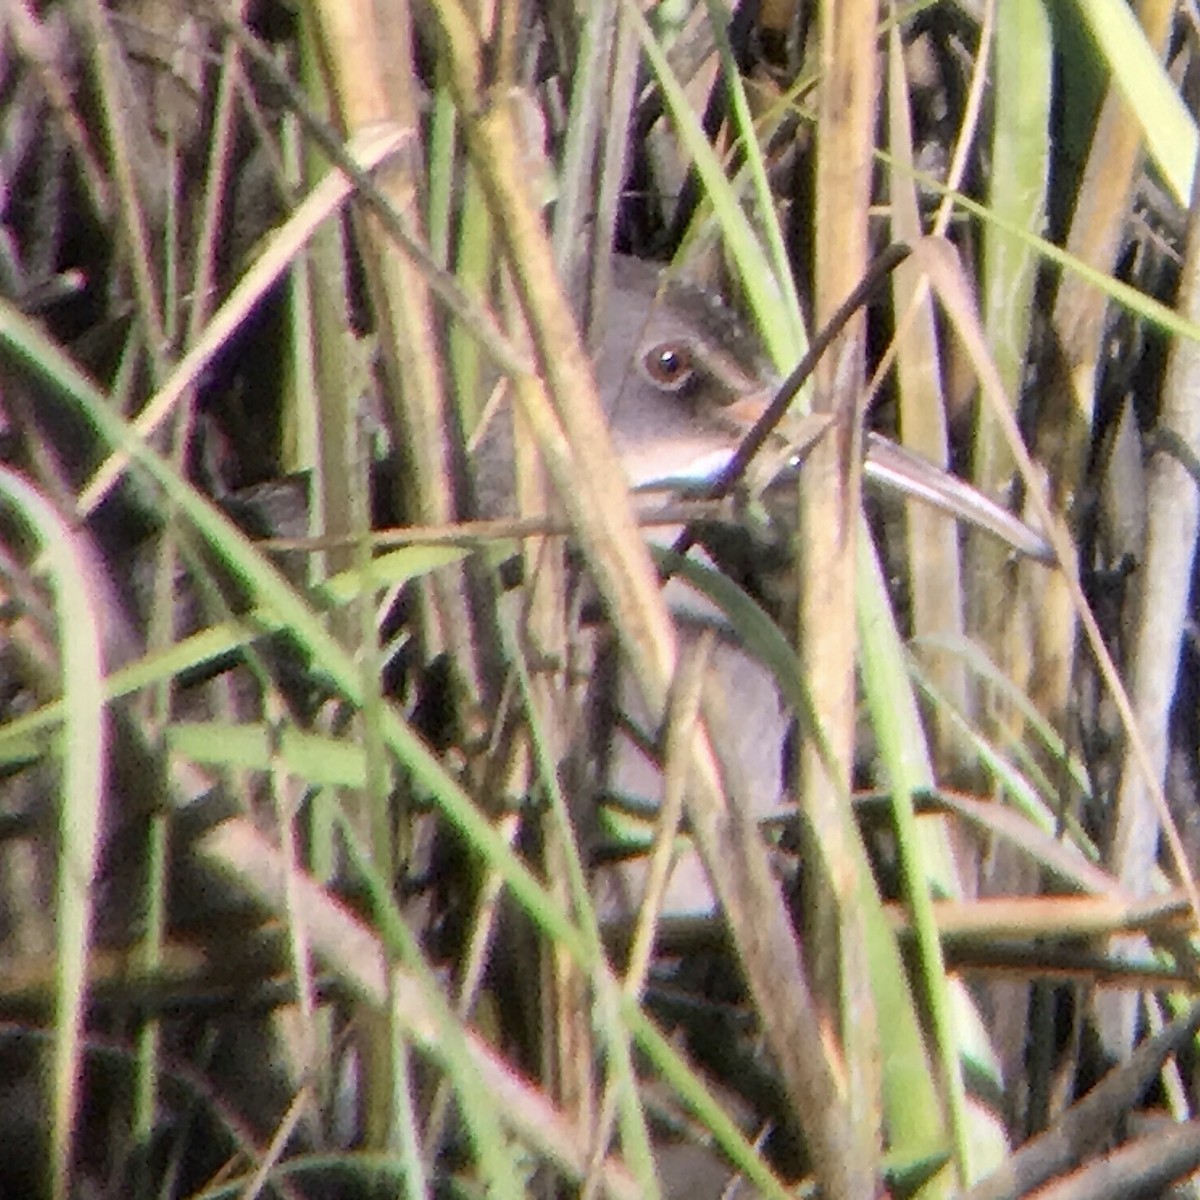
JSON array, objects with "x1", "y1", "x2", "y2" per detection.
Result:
[
  {"x1": 595, "y1": 253, "x2": 1050, "y2": 561},
  {"x1": 480, "y1": 253, "x2": 1051, "y2": 919}
]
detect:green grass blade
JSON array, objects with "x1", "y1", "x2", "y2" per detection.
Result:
[{"x1": 0, "y1": 469, "x2": 107, "y2": 1200}]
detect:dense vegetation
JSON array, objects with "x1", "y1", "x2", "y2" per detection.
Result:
[{"x1": 2, "y1": 1, "x2": 1200, "y2": 1197}]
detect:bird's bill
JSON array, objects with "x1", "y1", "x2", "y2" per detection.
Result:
[
  {"x1": 626, "y1": 425, "x2": 1053, "y2": 564},
  {"x1": 861, "y1": 433, "x2": 1053, "y2": 564}
]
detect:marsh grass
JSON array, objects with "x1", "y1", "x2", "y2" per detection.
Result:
[{"x1": 1, "y1": 2, "x2": 1200, "y2": 1198}]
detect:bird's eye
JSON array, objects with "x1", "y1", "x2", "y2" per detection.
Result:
[{"x1": 640, "y1": 341, "x2": 697, "y2": 392}]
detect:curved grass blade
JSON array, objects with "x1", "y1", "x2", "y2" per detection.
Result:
[{"x1": 0, "y1": 468, "x2": 107, "y2": 1200}]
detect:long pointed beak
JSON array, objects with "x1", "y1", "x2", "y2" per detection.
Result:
[
  {"x1": 628, "y1": 428, "x2": 1053, "y2": 563},
  {"x1": 859, "y1": 434, "x2": 1053, "y2": 563}
]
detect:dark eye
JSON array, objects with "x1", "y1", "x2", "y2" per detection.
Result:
[{"x1": 640, "y1": 341, "x2": 697, "y2": 392}]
